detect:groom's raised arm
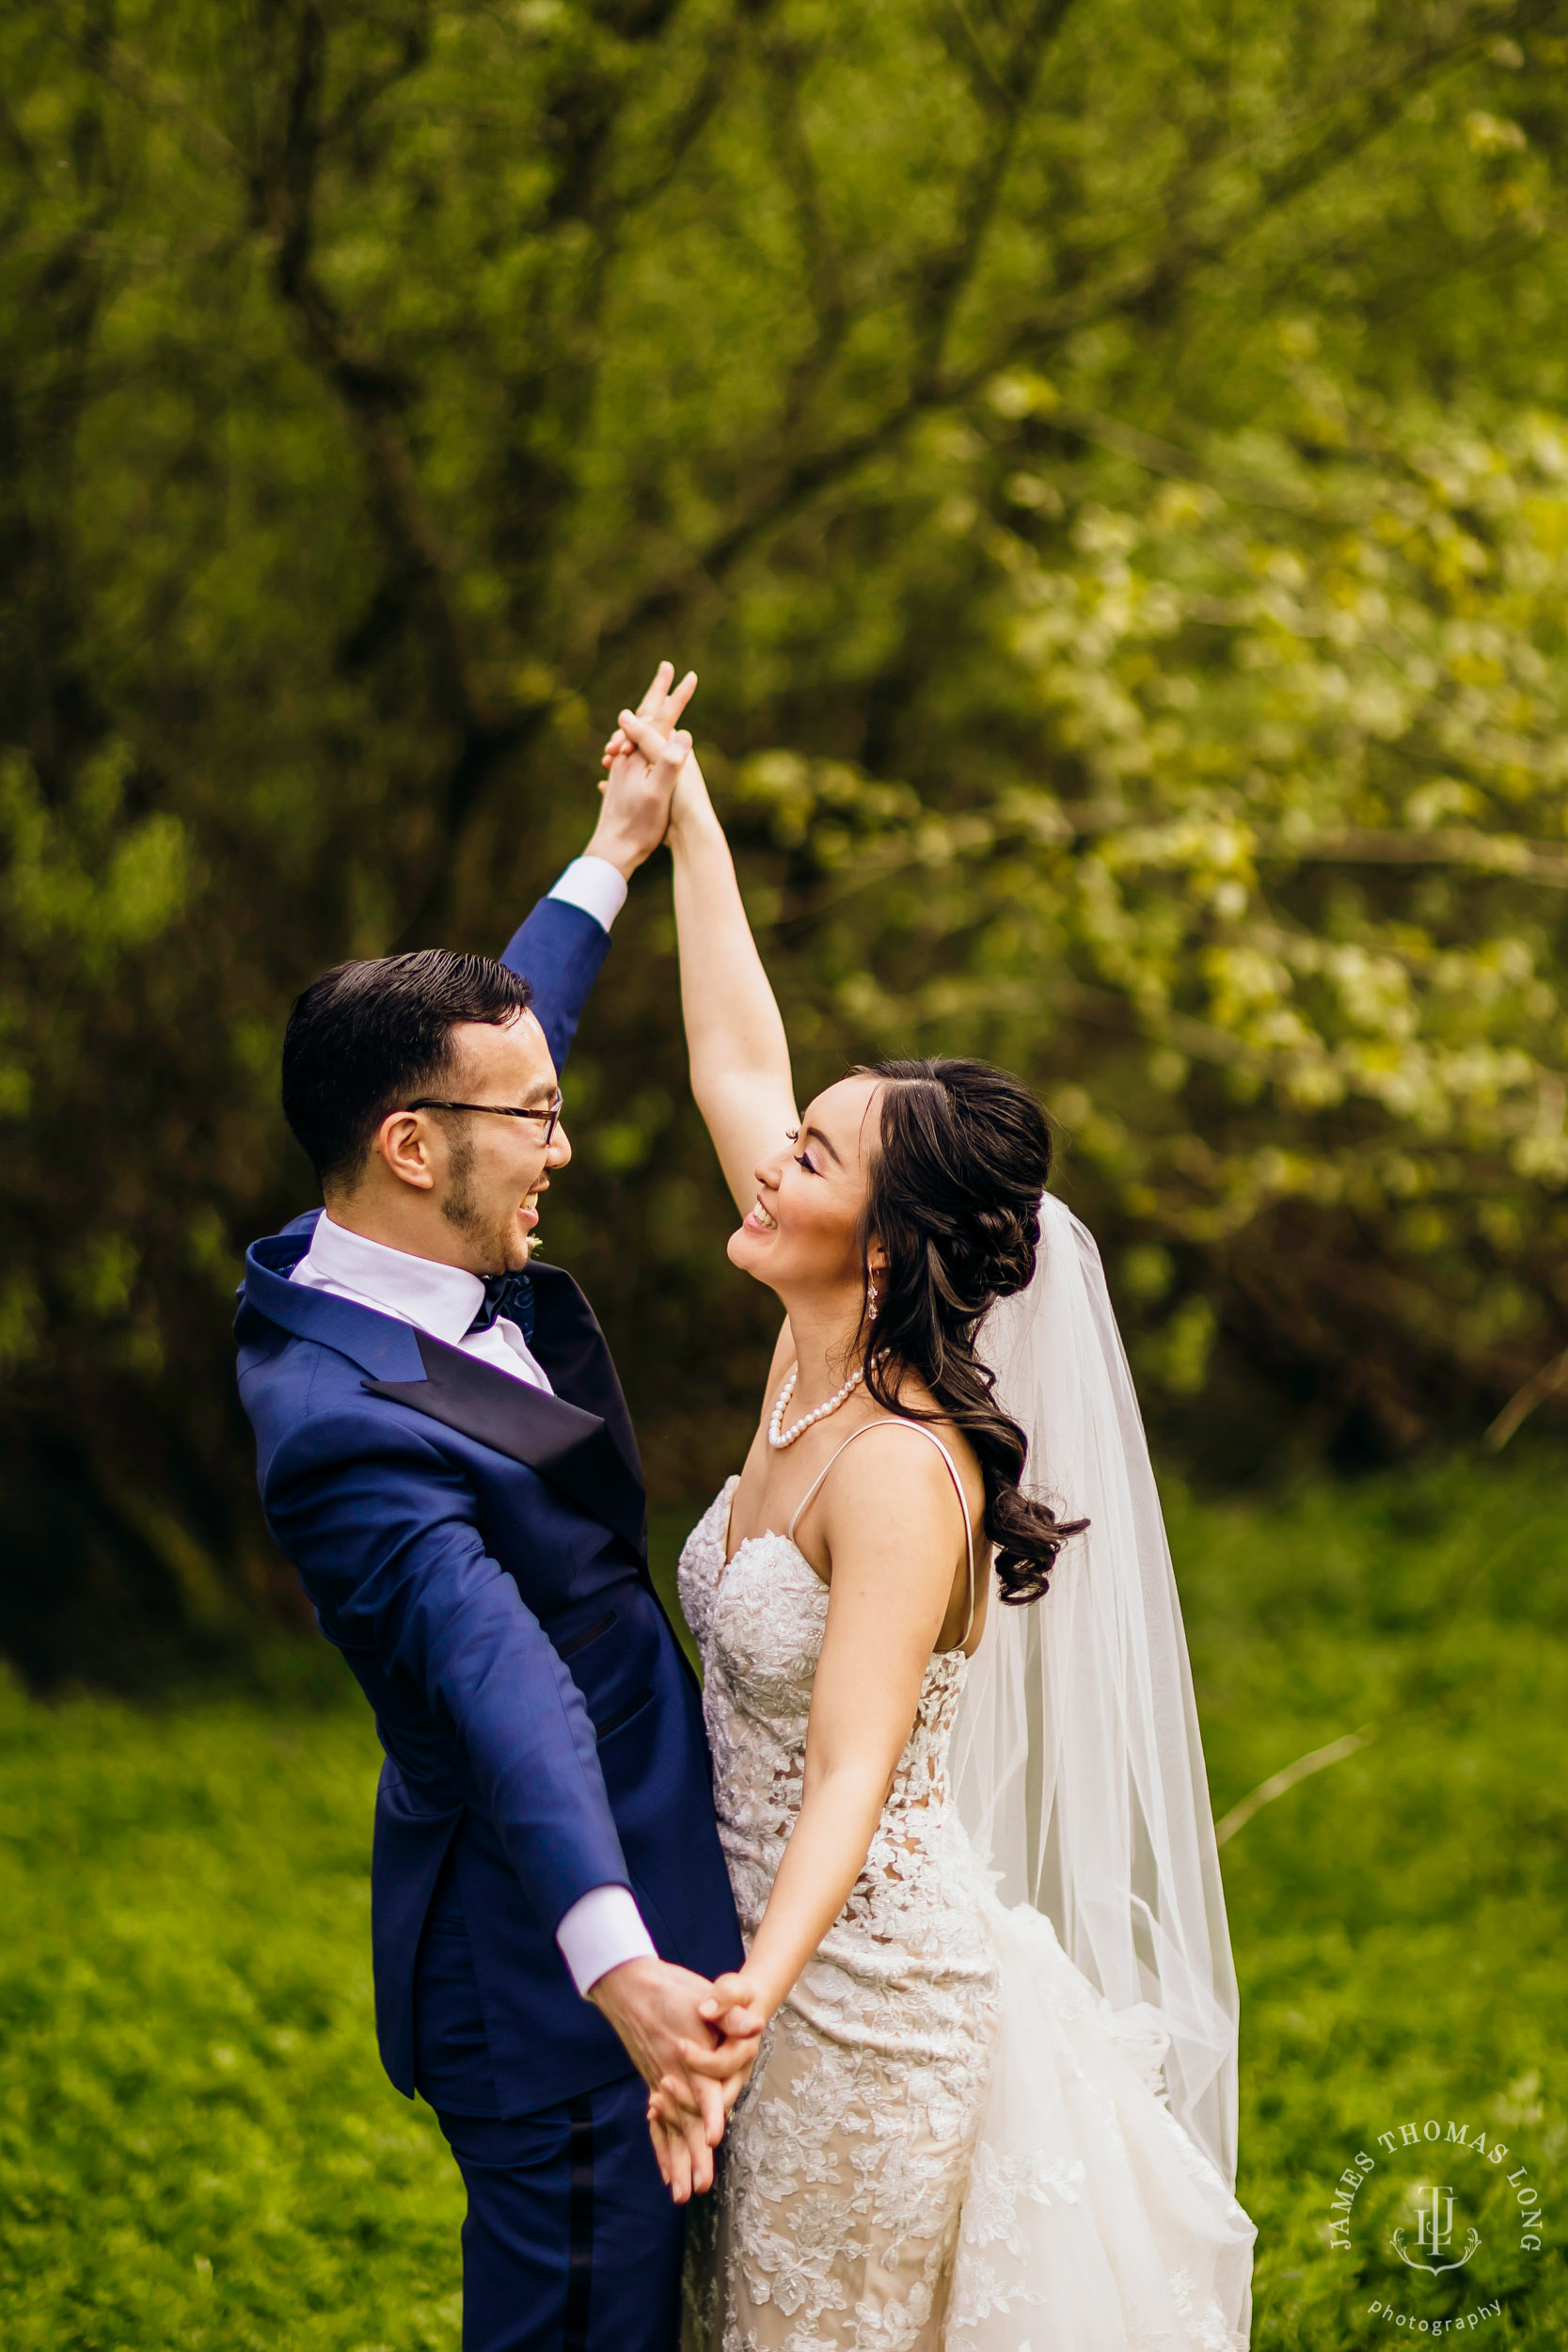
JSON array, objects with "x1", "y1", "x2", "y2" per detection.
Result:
[
  {"x1": 498, "y1": 662, "x2": 697, "y2": 1069},
  {"x1": 500, "y1": 878, "x2": 619, "y2": 1075}
]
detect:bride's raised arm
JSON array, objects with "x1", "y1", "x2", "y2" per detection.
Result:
[{"x1": 611, "y1": 706, "x2": 798, "y2": 1216}]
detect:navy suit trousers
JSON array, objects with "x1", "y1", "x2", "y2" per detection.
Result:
[
  {"x1": 436, "y1": 2087, "x2": 682, "y2": 2352},
  {"x1": 418, "y1": 1901, "x2": 684, "y2": 2352}
]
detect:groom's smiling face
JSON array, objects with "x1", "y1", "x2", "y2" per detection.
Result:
[{"x1": 426, "y1": 1008, "x2": 571, "y2": 1276}]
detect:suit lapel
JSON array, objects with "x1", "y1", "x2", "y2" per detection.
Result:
[
  {"x1": 525, "y1": 1263, "x2": 644, "y2": 1491},
  {"x1": 362, "y1": 1329, "x2": 646, "y2": 1555}
]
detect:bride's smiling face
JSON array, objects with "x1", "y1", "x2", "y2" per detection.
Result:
[{"x1": 728, "y1": 1075, "x2": 885, "y2": 1301}]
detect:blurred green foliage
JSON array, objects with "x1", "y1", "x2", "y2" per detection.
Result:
[
  {"x1": 2, "y1": 1451, "x2": 1564, "y2": 2345},
  {"x1": 5, "y1": 0, "x2": 1568, "y2": 1663},
  {"x1": 0, "y1": 1666, "x2": 464, "y2": 2351}
]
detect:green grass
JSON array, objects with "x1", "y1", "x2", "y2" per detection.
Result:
[
  {"x1": 1167, "y1": 1449, "x2": 1568, "y2": 2347},
  {"x1": 2, "y1": 1451, "x2": 1565, "y2": 2348}
]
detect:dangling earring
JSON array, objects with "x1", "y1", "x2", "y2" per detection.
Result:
[{"x1": 867, "y1": 1277, "x2": 880, "y2": 1321}]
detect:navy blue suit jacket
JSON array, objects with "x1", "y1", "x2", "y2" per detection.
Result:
[{"x1": 235, "y1": 897, "x2": 742, "y2": 2114}]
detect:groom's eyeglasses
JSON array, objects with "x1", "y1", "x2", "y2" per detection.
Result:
[{"x1": 406, "y1": 1092, "x2": 563, "y2": 1147}]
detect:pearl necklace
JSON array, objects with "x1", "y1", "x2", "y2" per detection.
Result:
[{"x1": 768, "y1": 1361, "x2": 867, "y2": 1450}]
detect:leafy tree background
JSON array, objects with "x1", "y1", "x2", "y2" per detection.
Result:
[{"x1": 5, "y1": 0, "x2": 1568, "y2": 1682}]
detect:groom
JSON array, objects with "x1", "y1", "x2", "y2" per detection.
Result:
[{"x1": 234, "y1": 672, "x2": 743, "y2": 2352}]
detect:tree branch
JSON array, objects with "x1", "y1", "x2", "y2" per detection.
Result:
[
  {"x1": 1044, "y1": 804, "x2": 1568, "y2": 884},
  {"x1": 998, "y1": 0, "x2": 1556, "y2": 359},
  {"x1": 592, "y1": 0, "x2": 1091, "y2": 653},
  {"x1": 614, "y1": 0, "x2": 768, "y2": 217},
  {"x1": 911, "y1": 0, "x2": 1082, "y2": 383},
  {"x1": 255, "y1": 7, "x2": 483, "y2": 749},
  {"x1": 596, "y1": 0, "x2": 1513, "y2": 660},
  {"x1": 1486, "y1": 1344, "x2": 1568, "y2": 1449},
  {"x1": 931, "y1": 0, "x2": 1018, "y2": 116},
  {"x1": 73, "y1": 26, "x2": 244, "y2": 177},
  {"x1": 1254, "y1": 828, "x2": 1568, "y2": 885},
  {"x1": 749, "y1": 24, "x2": 852, "y2": 448}
]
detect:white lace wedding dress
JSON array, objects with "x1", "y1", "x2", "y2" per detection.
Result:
[{"x1": 676, "y1": 1457, "x2": 1256, "y2": 2352}]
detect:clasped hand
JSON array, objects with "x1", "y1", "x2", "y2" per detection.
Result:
[
  {"x1": 646, "y1": 1971, "x2": 768, "y2": 2203},
  {"x1": 586, "y1": 660, "x2": 696, "y2": 876},
  {"x1": 589, "y1": 1957, "x2": 765, "y2": 2203}
]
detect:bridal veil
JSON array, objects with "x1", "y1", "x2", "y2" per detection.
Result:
[{"x1": 952, "y1": 1189, "x2": 1243, "y2": 2188}]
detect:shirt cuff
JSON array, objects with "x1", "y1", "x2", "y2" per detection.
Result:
[
  {"x1": 556, "y1": 1883, "x2": 657, "y2": 1996},
  {"x1": 548, "y1": 856, "x2": 629, "y2": 935}
]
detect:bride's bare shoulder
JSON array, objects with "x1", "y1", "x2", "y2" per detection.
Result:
[
  {"x1": 888, "y1": 1369, "x2": 975, "y2": 1454},
  {"x1": 881, "y1": 1372, "x2": 986, "y2": 1510}
]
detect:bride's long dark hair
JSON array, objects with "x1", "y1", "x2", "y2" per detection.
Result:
[{"x1": 855, "y1": 1057, "x2": 1086, "y2": 1605}]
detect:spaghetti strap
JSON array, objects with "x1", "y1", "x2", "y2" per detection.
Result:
[
  {"x1": 784, "y1": 1427, "x2": 873, "y2": 1546},
  {"x1": 786, "y1": 1419, "x2": 981, "y2": 1643}
]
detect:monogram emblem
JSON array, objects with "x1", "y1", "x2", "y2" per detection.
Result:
[{"x1": 1392, "y1": 2184, "x2": 1481, "y2": 2276}]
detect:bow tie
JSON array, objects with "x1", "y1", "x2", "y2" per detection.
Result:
[{"x1": 467, "y1": 1268, "x2": 536, "y2": 1342}]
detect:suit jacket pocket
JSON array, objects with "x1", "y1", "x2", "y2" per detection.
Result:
[
  {"x1": 593, "y1": 1686, "x2": 654, "y2": 1741},
  {"x1": 558, "y1": 1608, "x2": 617, "y2": 1662}
]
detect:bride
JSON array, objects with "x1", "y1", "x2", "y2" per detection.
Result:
[{"x1": 607, "y1": 697, "x2": 1256, "y2": 2351}]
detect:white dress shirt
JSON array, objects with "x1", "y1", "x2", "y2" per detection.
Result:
[
  {"x1": 293, "y1": 1210, "x2": 556, "y2": 1388},
  {"x1": 548, "y1": 853, "x2": 628, "y2": 932},
  {"x1": 290, "y1": 857, "x2": 656, "y2": 1996}
]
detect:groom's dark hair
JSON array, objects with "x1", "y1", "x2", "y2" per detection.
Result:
[{"x1": 282, "y1": 948, "x2": 535, "y2": 1188}]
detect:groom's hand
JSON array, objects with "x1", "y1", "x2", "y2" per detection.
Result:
[
  {"x1": 583, "y1": 660, "x2": 696, "y2": 878},
  {"x1": 588, "y1": 1955, "x2": 725, "y2": 2190}
]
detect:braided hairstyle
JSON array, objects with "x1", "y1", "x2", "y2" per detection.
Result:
[{"x1": 855, "y1": 1057, "x2": 1086, "y2": 1605}]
